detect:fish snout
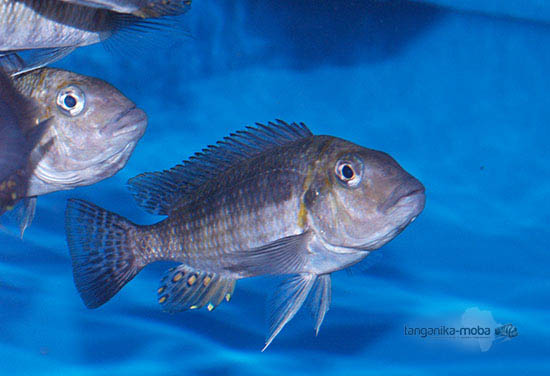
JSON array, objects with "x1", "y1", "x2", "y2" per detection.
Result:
[
  {"x1": 107, "y1": 107, "x2": 147, "y2": 138},
  {"x1": 378, "y1": 176, "x2": 425, "y2": 214}
]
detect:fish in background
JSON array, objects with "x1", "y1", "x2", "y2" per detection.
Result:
[
  {"x1": 58, "y1": 0, "x2": 192, "y2": 17},
  {"x1": 65, "y1": 120, "x2": 426, "y2": 350},
  {"x1": 4, "y1": 67, "x2": 147, "y2": 235},
  {"x1": 0, "y1": 0, "x2": 192, "y2": 75},
  {"x1": 0, "y1": 70, "x2": 49, "y2": 223}
]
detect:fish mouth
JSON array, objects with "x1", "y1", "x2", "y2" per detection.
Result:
[
  {"x1": 378, "y1": 177, "x2": 426, "y2": 215},
  {"x1": 327, "y1": 178, "x2": 425, "y2": 252},
  {"x1": 107, "y1": 107, "x2": 147, "y2": 139}
]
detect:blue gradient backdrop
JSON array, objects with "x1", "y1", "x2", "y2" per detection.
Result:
[{"x1": 1, "y1": 1, "x2": 548, "y2": 375}]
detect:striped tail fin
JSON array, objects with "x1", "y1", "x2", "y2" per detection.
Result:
[{"x1": 65, "y1": 198, "x2": 142, "y2": 308}]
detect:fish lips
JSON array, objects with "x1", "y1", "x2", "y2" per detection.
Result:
[
  {"x1": 378, "y1": 176, "x2": 426, "y2": 219},
  {"x1": 98, "y1": 106, "x2": 147, "y2": 172},
  {"x1": 106, "y1": 106, "x2": 147, "y2": 140}
]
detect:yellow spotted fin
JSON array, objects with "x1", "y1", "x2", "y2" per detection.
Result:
[{"x1": 158, "y1": 265, "x2": 236, "y2": 313}]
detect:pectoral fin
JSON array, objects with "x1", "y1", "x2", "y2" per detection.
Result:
[
  {"x1": 263, "y1": 273, "x2": 316, "y2": 351},
  {"x1": 158, "y1": 265, "x2": 236, "y2": 313},
  {"x1": 1, "y1": 48, "x2": 76, "y2": 77},
  {"x1": 227, "y1": 232, "x2": 310, "y2": 277}
]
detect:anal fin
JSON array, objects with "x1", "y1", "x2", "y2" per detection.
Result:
[{"x1": 158, "y1": 265, "x2": 236, "y2": 313}]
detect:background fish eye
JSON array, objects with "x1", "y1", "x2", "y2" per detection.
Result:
[
  {"x1": 56, "y1": 85, "x2": 85, "y2": 116},
  {"x1": 335, "y1": 159, "x2": 362, "y2": 187}
]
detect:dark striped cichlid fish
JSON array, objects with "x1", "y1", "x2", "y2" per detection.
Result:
[
  {"x1": 0, "y1": 69, "x2": 48, "y2": 220},
  {"x1": 4, "y1": 67, "x2": 147, "y2": 235},
  {"x1": 65, "y1": 120, "x2": 426, "y2": 350},
  {"x1": 58, "y1": 0, "x2": 191, "y2": 17},
  {"x1": 0, "y1": 0, "x2": 192, "y2": 74}
]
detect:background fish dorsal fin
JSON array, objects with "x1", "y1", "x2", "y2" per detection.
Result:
[{"x1": 127, "y1": 120, "x2": 313, "y2": 215}]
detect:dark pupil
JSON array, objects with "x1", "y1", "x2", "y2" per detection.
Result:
[
  {"x1": 342, "y1": 165, "x2": 354, "y2": 179},
  {"x1": 64, "y1": 95, "x2": 77, "y2": 108}
]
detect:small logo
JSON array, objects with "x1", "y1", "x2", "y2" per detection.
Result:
[
  {"x1": 403, "y1": 307, "x2": 518, "y2": 352},
  {"x1": 495, "y1": 323, "x2": 518, "y2": 339}
]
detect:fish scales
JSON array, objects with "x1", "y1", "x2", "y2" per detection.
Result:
[
  {"x1": 136, "y1": 138, "x2": 318, "y2": 272},
  {"x1": 58, "y1": 0, "x2": 192, "y2": 18},
  {"x1": 0, "y1": 0, "x2": 110, "y2": 50},
  {"x1": 148, "y1": 148, "x2": 311, "y2": 272},
  {"x1": 0, "y1": 0, "x2": 192, "y2": 75},
  {"x1": 65, "y1": 120, "x2": 425, "y2": 349}
]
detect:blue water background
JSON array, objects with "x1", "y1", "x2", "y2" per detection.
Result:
[{"x1": 1, "y1": 1, "x2": 549, "y2": 374}]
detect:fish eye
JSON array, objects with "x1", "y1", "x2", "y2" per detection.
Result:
[
  {"x1": 56, "y1": 85, "x2": 85, "y2": 116},
  {"x1": 335, "y1": 160, "x2": 362, "y2": 187},
  {"x1": 342, "y1": 165, "x2": 354, "y2": 179},
  {"x1": 64, "y1": 95, "x2": 77, "y2": 108}
]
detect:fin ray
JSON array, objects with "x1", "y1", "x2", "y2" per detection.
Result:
[
  {"x1": 226, "y1": 232, "x2": 310, "y2": 276},
  {"x1": 127, "y1": 121, "x2": 313, "y2": 215},
  {"x1": 1, "y1": 48, "x2": 76, "y2": 77},
  {"x1": 158, "y1": 264, "x2": 236, "y2": 312},
  {"x1": 65, "y1": 199, "x2": 140, "y2": 308},
  {"x1": 263, "y1": 274, "x2": 316, "y2": 351},
  {"x1": 310, "y1": 274, "x2": 331, "y2": 335},
  {"x1": 17, "y1": 197, "x2": 36, "y2": 238}
]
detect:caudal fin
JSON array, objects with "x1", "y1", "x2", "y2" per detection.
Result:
[{"x1": 65, "y1": 199, "x2": 141, "y2": 309}]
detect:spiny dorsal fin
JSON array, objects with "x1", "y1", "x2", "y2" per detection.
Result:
[{"x1": 128, "y1": 120, "x2": 313, "y2": 215}]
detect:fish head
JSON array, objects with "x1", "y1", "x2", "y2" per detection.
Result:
[
  {"x1": 24, "y1": 68, "x2": 147, "y2": 195},
  {"x1": 305, "y1": 136, "x2": 425, "y2": 251}
]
